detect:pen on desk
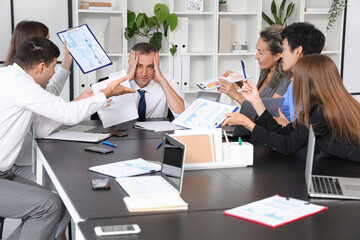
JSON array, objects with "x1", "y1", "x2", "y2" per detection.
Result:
[
  {"x1": 102, "y1": 141, "x2": 117, "y2": 147},
  {"x1": 156, "y1": 141, "x2": 163, "y2": 149},
  {"x1": 241, "y1": 60, "x2": 247, "y2": 80}
]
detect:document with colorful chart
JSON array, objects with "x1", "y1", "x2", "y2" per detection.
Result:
[
  {"x1": 172, "y1": 98, "x2": 238, "y2": 130},
  {"x1": 223, "y1": 195, "x2": 327, "y2": 228},
  {"x1": 196, "y1": 69, "x2": 252, "y2": 91}
]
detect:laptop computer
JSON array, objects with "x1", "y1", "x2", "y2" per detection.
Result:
[
  {"x1": 305, "y1": 125, "x2": 360, "y2": 200},
  {"x1": 226, "y1": 97, "x2": 284, "y2": 137},
  {"x1": 116, "y1": 134, "x2": 186, "y2": 197}
]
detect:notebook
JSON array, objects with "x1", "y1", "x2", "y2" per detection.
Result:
[
  {"x1": 116, "y1": 134, "x2": 186, "y2": 197},
  {"x1": 306, "y1": 125, "x2": 360, "y2": 200},
  {"x1": 43, "y1": 130, "x2": 111, "y2": 143},
  {"x1": 226, "y1": 97, "x2": 284, "y2": 137}
]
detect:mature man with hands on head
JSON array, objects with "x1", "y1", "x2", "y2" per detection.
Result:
[
  {"x1": 0, "y1": 36, "x2": 134, "y2": 240},
  {"x1": 126, "y1": 42, "x2": 186, "y2": 119}
]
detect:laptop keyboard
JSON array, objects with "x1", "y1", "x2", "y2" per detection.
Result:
[
  {"x1": 118, "y1": 176, "x2": 177, "y2": 196},
  {"x1": 312, "y1": 176, "x2": 343, "y2": 195}
]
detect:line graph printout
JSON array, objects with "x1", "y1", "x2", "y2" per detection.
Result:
[{"x1": 57, "y1": 24, "x2": 112, "y2": 73}]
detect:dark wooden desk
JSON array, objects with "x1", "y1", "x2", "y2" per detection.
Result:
[{"x1": 37, "y1": 120, "x2": 360, "y2": 239}]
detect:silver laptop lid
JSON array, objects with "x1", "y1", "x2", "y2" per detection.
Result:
[
  {"x1": 305, "y1": 125, "x2": 316, "y2": 193},
  {"x1": 160, "y1": 134, "x2": 186, "y2": 192}
]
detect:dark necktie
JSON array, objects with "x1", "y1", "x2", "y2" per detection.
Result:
[{"x1": 138, "y1": 90, "x2": 146, "y2": 119}]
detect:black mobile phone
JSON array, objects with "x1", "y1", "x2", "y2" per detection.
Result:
[
  {"x1": 92, "y1": 178, "x2": 110, "y2": 190},
  {"x1": 85, "y1": 146, "x2": 114, "y2": 154}
]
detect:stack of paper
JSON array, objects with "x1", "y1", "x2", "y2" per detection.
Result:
[
  {"x1": 133, "y1": 121, "x2": 184, "y2": 132},
  {"x1": 89, "y1": 159, "x2": 161, "y2": 178},
  {"x1": 123, "y1": 194, "x2": 188, "y2": 213}
]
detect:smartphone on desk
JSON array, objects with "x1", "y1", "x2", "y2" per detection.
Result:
[{"x1": 94, "y1": 224, "x2": 141, "y2": 236}]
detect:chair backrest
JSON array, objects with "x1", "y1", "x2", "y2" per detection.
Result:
[
  {"x1": 0, "y1": 217, "x2": 5, "y2": 239},
  {"x1": 196, "y1": 91, "x2": 221, "y2": 102}
]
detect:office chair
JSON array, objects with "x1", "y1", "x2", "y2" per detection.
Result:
[
  {"x1": 196, "y1": 91, "x2": 221, "y2": 102},
  {"x1": 0, "y1": 217, "x2": 4, "y2": 239}
]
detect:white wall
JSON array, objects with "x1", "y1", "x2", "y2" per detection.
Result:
[{"x1": 343, "y1": 0, "x2": 360, "y2": 97}]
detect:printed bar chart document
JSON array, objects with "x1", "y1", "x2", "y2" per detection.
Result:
[
  {"x1": 172, "y1": 98, "x2": 238, "y2": 130},
  {"x1": 57, "y1": 24, "x2": 112, "y2": 74},
  {"x1": 196, "y1": 69, "x2": 252, "y2": 91},
  {"x1": 223, "y1": 195, "x2": 327, "y2": 228}
]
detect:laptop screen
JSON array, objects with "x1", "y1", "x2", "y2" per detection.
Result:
[
  {"x1": 305, "y1": 125, "x2": 316, "y2": 192},
  {"x1": 161, "y1": 134, "x2": 186, "y2": 192}
]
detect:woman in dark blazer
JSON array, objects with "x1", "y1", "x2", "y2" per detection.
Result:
[{"x1": 222, "y1": 54, "x2": 360, "y2": 161}]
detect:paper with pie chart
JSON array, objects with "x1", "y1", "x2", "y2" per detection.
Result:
[{"x1": 196, "y1": 69, "x2": 251, "y2": 91}]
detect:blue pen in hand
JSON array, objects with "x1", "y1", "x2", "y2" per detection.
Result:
[
  {"x1": 102, "y1": 141, "x2": 117, "y2": 148},
  {"x1": 156, "y1": 141, "x2": 163, "y2": 149},
  {"x1": 241, "y1": 60, "x2": 247, "y2": 80}
]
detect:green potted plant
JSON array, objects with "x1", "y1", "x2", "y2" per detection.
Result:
[
  {"x1": 327, "y1": 0, "x2": 347, "y2": 31},
  {"x1": 125, "y1": 3, "x2": 178, "y2": 55},
  {"x1": 262, "y1": 0, "x2": 295, "y2": 26},
  {"x1": 219, "y1": 0, "x2": 227, "y2": 12}
]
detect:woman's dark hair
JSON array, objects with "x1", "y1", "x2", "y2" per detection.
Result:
[
  {"x1": 259, "y1": 25, "x2": 290, "y2": 89},
  {"x1": 4, "y1": 20, "x2": 49, "y2": 66}
]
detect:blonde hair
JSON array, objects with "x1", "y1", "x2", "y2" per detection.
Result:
[{"x1": 293, "y1": 54, "x2": 360, "y2": 146}]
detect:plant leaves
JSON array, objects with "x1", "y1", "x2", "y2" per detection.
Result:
[
  {"x1": 154, "y1": 3, "x2": 169, "y2": 23},
  {"x1": 170, "y1": 43, "x2": 177, "y2": 56},
  {"x1": 271, "y1": 0, "x2": 277, "y2": 19},
  {"x1": 279, "y1": 0, "x2": 286, "y2": 22},
  {"x1": 149, "y1": 32, "x2": 163, "y2": 51},
  {"x1": 274, "y1": 15, "x2": 283, "y2": 25},
  {"x1": 167, "y1": 13, "x2": 178, "y2": 32},
  {"x1": 127, "y1": 10, "x2": 136, "y2": 29},
  {"x1": 284, "y1": 3, "x2": 295, "y2": 26},
  {"x1": 136, "y1": 13, "x2": 146, "y2": 29},
  {"x1": 163, "y1": 21, "x2": 169, "y2": 37},
  {"x1": 262, "y1": 12, "x2": 275, "y2": 25},
  {"x1": 148, "y1": 16, "x2": 157, "y2": 29}
]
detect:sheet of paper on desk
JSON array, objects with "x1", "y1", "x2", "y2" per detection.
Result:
[
  {"x1": 89, "y1": 158, "x2": 161, "y2": 178},
  {"x1": 92, "y1": 71, "x2": 138, "y2": 128},
  {"x1": 172, "y1": 98, "x2": 238, "y2": 130},
  {"x1": 223, "y1": 195, "x2": 327, "y2": 228},
  {"x1": 133, "y1": 121, "x2": 184, "y2": 132},
  {"x1": 43, "y1": 130, "x2": 110, "y2": 142},
  {"x1": 196, "y1": 69, "x2": 252, "y2": 91}
]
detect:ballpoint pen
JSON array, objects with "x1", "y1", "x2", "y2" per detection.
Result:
[
  {"x1": 241, "y1": 60, "x2": 247, "y2": 79},
  {"x1": 102, "y1": 141, "x2": 117, "y2": 147}
]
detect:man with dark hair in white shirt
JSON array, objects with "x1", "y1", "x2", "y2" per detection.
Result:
[
  {"x1": 0, "y1": 36, "x2": 134, "y2": 240},
  {"x1": 126, "y1": 42, "x2": 185, "y2": 119}
]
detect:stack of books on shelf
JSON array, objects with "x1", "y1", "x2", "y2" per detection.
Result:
[{"x1": 80, "y1": 1, "x2": 113, "y2": 11}]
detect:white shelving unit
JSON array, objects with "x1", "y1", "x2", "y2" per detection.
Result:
[{"x1": 72, "y1": 0, "x2": 344, "y2": 105}]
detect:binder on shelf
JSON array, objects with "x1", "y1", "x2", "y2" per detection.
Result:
[
  {"x1": 181, "y1": 55, "x2": 190, "y2": 91},
  {"x1": 218, "y1": 18, "x2": 232, "y2": 53},
  {"x1": 173, "y1": 17, "x2": 189, "y2": 54},
  {"x1": 174, "y1": 55, "x2": 182, "y2": 87},
  {"x1": 104, "y1": 16, "x2": 123, "y2": 54}
]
